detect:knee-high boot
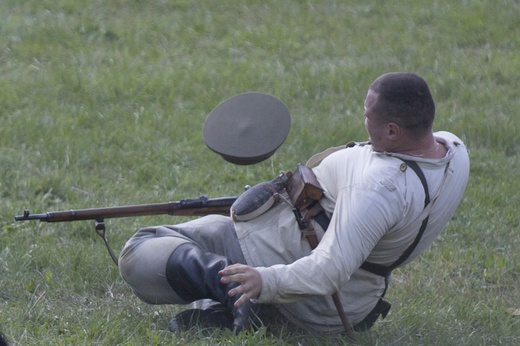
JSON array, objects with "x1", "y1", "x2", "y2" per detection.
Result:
[{"x1": 165, "y1": 243, "x2": 256, "y2": 333}]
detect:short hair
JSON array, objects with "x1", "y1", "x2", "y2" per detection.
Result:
[{"x1": 369, "y1": 72, "x2": 435, "y2": 137}]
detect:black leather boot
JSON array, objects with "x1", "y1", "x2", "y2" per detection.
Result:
[{"x1": 165, "y1": 243, "x2": 256, "y2": 333}]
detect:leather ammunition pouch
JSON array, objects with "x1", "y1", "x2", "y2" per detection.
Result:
[{"x1": 286, "y1": 163, "x2": 323, "y2": 211}]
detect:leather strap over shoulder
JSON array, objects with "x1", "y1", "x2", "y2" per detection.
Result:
[{"x1": 360, "y1": 159, "x2": 430, "y2": 278}]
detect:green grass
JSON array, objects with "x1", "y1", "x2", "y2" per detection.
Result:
[{"x1": 1, "y1": 0, "x2": 519, "y2": 344}]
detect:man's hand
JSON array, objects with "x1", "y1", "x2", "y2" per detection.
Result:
[{"x1": 219, "y1": 264, "x2": 262, "y2": 307}]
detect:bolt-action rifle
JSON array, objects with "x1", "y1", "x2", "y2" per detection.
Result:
[{"x1": 15, "y1": 196, "x2": 237, "y2": 266}]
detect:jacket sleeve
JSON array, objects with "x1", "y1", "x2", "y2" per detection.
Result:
[{"x1": 256, "y1": 183, "x2": 403, "y2": 304}]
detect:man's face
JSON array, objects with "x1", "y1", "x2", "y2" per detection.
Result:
[{"x1": 364, "y1": 89, "x2": 386, "y2": 151}]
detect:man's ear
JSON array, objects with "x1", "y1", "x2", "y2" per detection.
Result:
[{"x1": 387, "y1": 122, "x2": 401, "y2": 141}]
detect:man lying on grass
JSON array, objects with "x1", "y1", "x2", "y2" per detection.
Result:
[{"x1": 118, "y1": 72, "x2": 470, "y2": 335}]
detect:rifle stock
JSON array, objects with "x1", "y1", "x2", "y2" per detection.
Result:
[{"x1": 15, "y1": 196, "x2": 237, "y2": 222}]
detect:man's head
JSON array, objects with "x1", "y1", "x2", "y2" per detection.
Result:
[{"x1": 364, "y1": 72, "x2": 435, "y2": 151}]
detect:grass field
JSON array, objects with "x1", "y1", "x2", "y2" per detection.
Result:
[{"x1": 1, "y1": 0, "x2": 519, "y2": 345}]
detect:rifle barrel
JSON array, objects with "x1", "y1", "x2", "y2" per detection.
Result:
[{"x1": 15, "y1": 196, "x2": 237, "y2": 222}]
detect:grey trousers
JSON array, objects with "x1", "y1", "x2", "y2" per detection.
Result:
[{"x1": 118, "y1": 215, "x2": 245, "y2": 305}]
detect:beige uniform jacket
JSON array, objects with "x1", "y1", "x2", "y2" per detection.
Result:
[{"x1": 234, "y1": 131, "x2": 470, "y2": 334}]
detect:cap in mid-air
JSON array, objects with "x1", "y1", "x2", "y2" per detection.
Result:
[{"x1": 203, "y1": 92, "x2": 291, "y2": 165}]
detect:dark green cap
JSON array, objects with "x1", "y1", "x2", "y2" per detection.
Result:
[{"x1": 203, "y1": 92, "x2": 291, "y2": 165}]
